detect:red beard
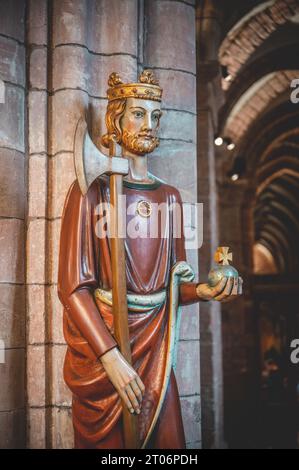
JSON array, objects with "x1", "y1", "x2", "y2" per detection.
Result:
[{"x1": 121, "y1": 129, "x2": 160, "y2": 155}]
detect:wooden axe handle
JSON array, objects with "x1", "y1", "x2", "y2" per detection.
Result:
[{"x1": 109, "y1": 143, "x2": 140, "y2": 449}]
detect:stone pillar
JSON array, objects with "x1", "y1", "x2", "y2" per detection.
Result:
[
  {"x1": 196, "y1": 0, "x2": 225, "y2": 448},
  {"x1": 26, "y1": 0, "x2": 49, "y2": 449},
  {"x1": 144, "y1": 0, "x2": 201, "y2": 449},
  {"x1": 0, "y1": 0, "x2": 26, "y2": 449}
]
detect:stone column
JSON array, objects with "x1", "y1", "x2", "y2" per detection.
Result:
[
  {"x1": 144, "y1": 0, "x2": 201, "y2": 449},
  {"x1": 26, "y1": 0, "x2": 49, "y2": 449},
  {"x1": 0, "y1": 0, "x2": 26, "y2": 449},
  {"x1": 196, "y1": 0, "x2": 225, "y2": 449}
]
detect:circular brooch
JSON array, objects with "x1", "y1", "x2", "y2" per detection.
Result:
[{"x1": 136, "y1": 200, "x2": 152, "y2": 218}]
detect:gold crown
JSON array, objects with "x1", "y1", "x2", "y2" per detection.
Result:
[{"x1": 107, "y1": 70, "x2": 162, "y2": 102}]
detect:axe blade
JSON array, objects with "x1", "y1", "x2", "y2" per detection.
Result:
[{"x1": 74, "y1": 118, "x2": 129, "y2": 196}]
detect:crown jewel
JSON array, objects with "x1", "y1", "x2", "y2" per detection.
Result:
[{"x1": 107, "y1": 70, "x2": 162, "y2": 102}]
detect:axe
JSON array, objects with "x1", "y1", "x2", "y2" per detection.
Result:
[{"x1": 74, "y1": 118, "x2": 140, "y2": 449}]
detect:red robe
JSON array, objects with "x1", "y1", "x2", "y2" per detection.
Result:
[{"x1": 58, "y1": 175, "x2": 199, "y2": 449}]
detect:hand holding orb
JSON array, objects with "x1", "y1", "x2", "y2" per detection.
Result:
[{"x1": 208, "y1": 247, "x2": 239, "y2": 289}]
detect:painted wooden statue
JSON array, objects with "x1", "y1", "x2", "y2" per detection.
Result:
[{"x1": 58, "y1": 70, "x2": 242, "y2": 449}]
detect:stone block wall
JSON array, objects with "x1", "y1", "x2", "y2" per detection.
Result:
[
  {"x1": 0, "y1": 0, "x2": 200, "y2": 449},
  {"x1": 26, "y1": 0, "x2": 49, "y2": 449},
  {"x1": 0, "y1": 0, "x2": 26, "y2": 449}
]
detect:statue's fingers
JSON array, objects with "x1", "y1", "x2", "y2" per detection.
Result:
[
  {"x1": 212, "y1": 277, "x2": 228, "y2": 296},
  {"x1": 119, "y1": 389, "x2": 135, "y2": 414},
  {"x1": 130, "y1": 378, "x2": 143, "y2": 405},
  {"x1": 215, "y1": 277, "x2": 234, "y2": 301},
  {"x1": 135, "y1": 375, "x2": 145, "y2": 395},
  {"x1": 125, "y1": 383, "x2": 140, "y2": 414}
]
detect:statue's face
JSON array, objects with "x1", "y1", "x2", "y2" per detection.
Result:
[{"x1": 120, "y1": 97, "x2": 162, "y2": 156}]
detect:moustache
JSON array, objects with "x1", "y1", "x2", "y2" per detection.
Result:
[{"x1": 137, "y1": 132, "x2": 155, "y2": 139}]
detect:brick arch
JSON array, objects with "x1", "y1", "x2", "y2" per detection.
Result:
[
  {"x1": 218, "y1": 41, "x2": 299, "y2": 134},
  {"x1": 219, "y1": 0, "x2": 299, "y2": 88},
  {"x1": 236, "y1": 101, "x2": 299, "y2": 174},
  {"x1": 254, "y1": 169, "x2": 299, "y2": 273},
  {"x1": 259, "y1": 128, "x2": 299, "y2": 163},
  {"x1": 222, "y1": 97, "x2": 299, "y2": 274},
  {"x1": 243, "y1": 111, "x2": 299, "y2": 274},
  {"x1": 223, "y1": 69, "x2": 299, "y2": 143}
]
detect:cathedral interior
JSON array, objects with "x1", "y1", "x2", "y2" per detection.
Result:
[{"x1": 0, "y1": 0, "x2": 298, "y2": 449}]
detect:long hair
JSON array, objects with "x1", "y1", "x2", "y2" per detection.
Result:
[{"x1": 101, "y1": 98, "x2": 126, "y2": 148}]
